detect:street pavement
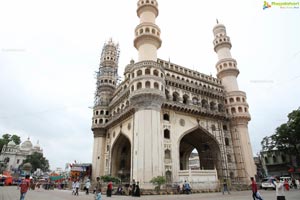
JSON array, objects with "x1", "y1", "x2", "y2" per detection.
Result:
[{"x1": 1, "y1": 186, "x2": 300, "y2": 200}]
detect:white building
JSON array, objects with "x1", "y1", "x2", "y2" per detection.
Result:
[
  {"x1": 91, "y1": 0, "x2": 256, "y2": 189},
  {"x1": 0, "y1": 138, "x2": 43, "y2": 172},
  {"x1": 189, "y1": 152, "x2": 200, "y2": 170}
]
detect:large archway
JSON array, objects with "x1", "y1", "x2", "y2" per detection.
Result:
[
  {"x1": 111, "y1": 134, "x2": 131, "y2": 182},
  {"x1": 179, "y1": 127, "x2": 223, "y2": 177}
]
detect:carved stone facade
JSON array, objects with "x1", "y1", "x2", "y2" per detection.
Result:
[{"x1": 91, "y1": 0, "x2": 256, "y2": 188}]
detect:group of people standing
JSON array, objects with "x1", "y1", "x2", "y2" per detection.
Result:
[
  {"x1": 129, "y1": 180, "x2": 141, "y2": 197},
  {"x1": 93, "y1": 177, "x2": 140, "y2": 199},
  {"x1": 71, "y1": 179, "x2": 81, "y2": 196},
  {"x1": 251, "y1": 176, "x2": 291, "y2": 200},
  {"x1": 222, "y1": 176, "x2": 293, "y2": 200}
]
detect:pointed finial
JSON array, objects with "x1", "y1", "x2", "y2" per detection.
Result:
[{"x1": 216, "y1": 19, "x2": 219, "y2": 24}]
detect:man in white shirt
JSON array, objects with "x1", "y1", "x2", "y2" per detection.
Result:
[
  {"x1": 75, "y1": 179, "x2": 80, "y2": 196},
  {"x1": 273, "y1": 176, "x2": 285, "y2": 200}
]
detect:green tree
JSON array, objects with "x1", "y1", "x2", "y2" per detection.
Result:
[
  {"x1": 0, "y1": 134, "x2": 21, "y2": 154},
  {"x1": 100, "y1": 175, "x2": 121, "y2": 183},
  {"x1": 11, "y1": 135, "x2": 21, "y2": 145},
  {"x1": 21, "y1": 152, "x2": 50, "y2": 173},
  {"x1": 150, "y1": 176, "x2": 166, "y2": 192},
  {"x1": 261, "y1": 107, "x2": 300, "y2": 165}
]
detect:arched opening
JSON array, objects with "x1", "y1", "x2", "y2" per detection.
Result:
[
  {"x1": 188, "y1": 151, "x2": 200, "y2": 170},
  {"x1": 238, "y1": 107, "x2": 243, "y2": 112},
  {"x1": 163, "y1": 113, "x2": 169, "y2": 121},
  {"x1": 201, "y1": 99, "x2": 208, "y2": 109},
  {"x1": 164, "y1": 129, "x2": 170, "y2": 139},
  {"x1": 165, "y1": 90, "x2": 170, "y2": 100},
  {"x1": 183, "y1": 95, "x2": 189, "y2": 105},
  {"x1": 172, "y1": 92, "x2": 180, "y2": 102},
  {"x1": 145, "y1": 81, "x2": 151, "y2": 88},
  {"x1": 137, "y1": 70, "x2": 142, "y2": 76},
  {"x1": 137, "y1": 82, "x2": 142, "y2": 90},
  {"x1": 179, "y1": 128, "x2": 222, "y2": 174},
  {"x1": 264, "y1": 157, "x2": 268, "y2": 164},
  {"x1": 210, "y1": 102, "x2": 216, "y2": 111},
  {"x1": 225, "y1": 138, "x2": 229, "y2": 146},
  {"x1": 111, "y1": 134, "x2": 131, "y2": 182},
  {"x1": 145, "y1": 68, "x2": 150, "y2": 75},
  {"x1": 231, "y1": 107, "x2": 236, "y2": 114}
]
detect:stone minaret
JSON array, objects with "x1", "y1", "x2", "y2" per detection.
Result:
[
  {"x1": 213, "y1": 23, "x2": 256, "y2": 183},
  {"x1": 129, "y1": 0, "x2": 165, "y2": 187},
  {"x1": 134, "y1": 0, "x2": 162, "y2": 61},
  {"x1": 92, "y1": 39, "x2": 119, "y2": 179}
]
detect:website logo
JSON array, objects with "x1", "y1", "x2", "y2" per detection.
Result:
[
  {"x1": 263, "y1": 1, "x2": 300, "y2": 9},
  {"x1": 263, "y1": 1, "x2": 272, "y2": 9}
]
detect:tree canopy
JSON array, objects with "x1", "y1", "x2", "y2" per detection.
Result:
[
  {"x1": 100, "y1": 175, "x2": 121, "y2": 183},
  {"x1": 261, "y1": 107, "x2": 300, "y2": 165},
  {"x1": 21, "y1": 152, "x2": 50, "y2": 173},
  {"x1": 0, "y1": 134, "x2": 21, "y2": 153},
  {"x1": 150, "y1": 176, "x2": 166, "y2": 191}
]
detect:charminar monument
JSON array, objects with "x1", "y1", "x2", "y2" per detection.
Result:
[{"x1": 91, "y1": 0, "x2": 256, "y2": 189}]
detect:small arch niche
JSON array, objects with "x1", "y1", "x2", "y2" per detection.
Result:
[
  {"x1": 164, "y1": 129, "x2": 170, "y2": 139},
  {"x1": 163, "y1": 113, "x2": 170, "y2": 121}
]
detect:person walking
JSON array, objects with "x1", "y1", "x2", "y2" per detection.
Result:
[
  {"x1": 251, "y1": 177, "x2": 263, "y2": 200},
  {"x1": 19, "y1": 175, "x2": 30, "y2": 200},
  {"x1": 95, "y1": 177, "x2": 102, "y2": 200},
  {"x1": 106, "y1": 180, "x2": 113, "y2": 197},
  {"x1": 222, "y1": 178, "x2": 230, "y2": 195},
  {"x1": 284, "y1": 179, "x2": 289, "y2": 191},
  {"x1": 75, "y1": 179, "x2": 80, "y2": 196},
  {"x1": 85, "y1": 179, "x2": 91, "y2": 195},
  {"x1": 273, "y1": 176, "x2": 286, "y2": 200},
  {"x1": 71, "y1": 180, "x2": 76, "y2": 195},
  {"x1": 295, "y1": 179, "x2": 300, "y2": 189}
]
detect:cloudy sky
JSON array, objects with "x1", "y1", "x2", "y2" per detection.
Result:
[{"x1": 0, "y1": 0, "x2": 299, "y2": 170}]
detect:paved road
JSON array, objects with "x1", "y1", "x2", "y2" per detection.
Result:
[{"x1": 1, "y1": 186, "x2": 300, "y2": 200}]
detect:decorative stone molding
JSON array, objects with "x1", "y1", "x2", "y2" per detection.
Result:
[
  {"x1": 134, "y1": 33, "x2": 162, "y2": 50},
  {"x1": 217, "y1": 68, "x2": 240, "y2": 79},
  {"x1": 213, "y1": 36, "x2": 232, "y2": 52},
  {"x1": 137, "y1": 0, "x2": 159, "y2": 17},
  {"x1": 93, "y1": 128, "x2": 107, "y2": 138},
  {"x1": 130, "y1": 89, "x2": 165, "y2": 110}
]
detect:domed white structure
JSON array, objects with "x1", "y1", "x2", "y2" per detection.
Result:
[
  {"x1": 20, "y1": 138, "x2": 33, "y2": 150},
  {"x1": 0, "y1": 138, "x2": 43, "y2": 172},
  {"x1": 7, "y1": 140, "x2": 16, "y2": 147}
]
